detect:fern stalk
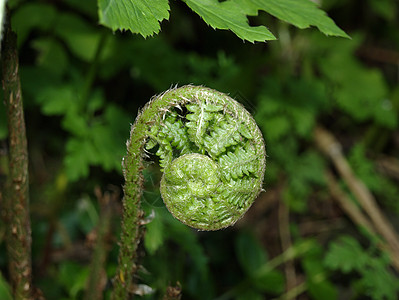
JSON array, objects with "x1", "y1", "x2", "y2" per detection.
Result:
[{"x1": 111, "y1": 85, "x2": 266, "y2": 299}]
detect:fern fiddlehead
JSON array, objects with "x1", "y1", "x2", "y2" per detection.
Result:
[
  {"x1": 137, "y1": 85, "x2": 265, "y2": 230},
  {"x1": 112, "y1": 85, "x2": 266, "y2": 299}
]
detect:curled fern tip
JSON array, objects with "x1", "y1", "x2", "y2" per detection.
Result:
[{"x1": 125, "y1": 85, "x2": 266, "y2": 230}]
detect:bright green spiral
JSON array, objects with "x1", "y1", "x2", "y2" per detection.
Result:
[{"x1": 140, "y1": 85, "x2": 266, "y2": 230}]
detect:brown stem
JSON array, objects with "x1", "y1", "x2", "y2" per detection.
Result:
[
  {"x1": 1, "y1": 11, "x2": 33, "y2": 300},
  {"x1": 314, "y1": 126, "x2": 399, "y2": 269},
  {"x1": 324, "y1": 171, "x2": 376, "y2": 232},
  {"x1": 278, "y1": 200, "x2": 296, "y2": 292},
  {"x1": 84, "y1": 187, "x2": 116, "y2": 300},
  {"x1": 324, "y1": 170, "x2": 399, "y2": 271},
  {"x1": 376, "y1": 156, "x2": 399, "y2": 182}
]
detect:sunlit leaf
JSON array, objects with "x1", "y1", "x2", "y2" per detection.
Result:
[
  {"x1": 245, "y1": 0, "x2": 349, "y2": 38},
  {"x1": 98, "y1": 0, "x2": 170, "y2": 37},
  {"x1": 183, "y1": 0, "x2": 275, "y2": 42}
]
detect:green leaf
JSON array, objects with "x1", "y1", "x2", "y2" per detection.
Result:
[
  {"x1": 38, "y1": 86, "x2": 78, "y2": 116},
  {"x1": 325, "y1": 235, "x2": 399, "y2": 299},
  {"x1": 235, "y1": 231, "x2": 267, "y2": 276},
  {"x1": 324, "y1": 236, "x2": 369, "y2": 273},
  {"x1": 260, "y1": 115, "x2": 291, "y2": 141},
  {"x1": 301, "y1": 240, "x2": 338, "y2": 300},
  {"x1": 31, "y1": 38, "x2": 69, "y2": 77},
  {"x1": 183, "y1": 0, "x2": 348, "y2": 42},
  {"x1": 247, "y1": 0, "x2": 349, "y2": 38},
  {"x1": 11, "y1": 3, "x2": 57, "y2": 46},
  {"x1": 253, "y1": 269, "x2": 285, "y2": 294},
  {"x1": 62, "y1": 111, "x2": 89, "y2": 137},
  {"x1": 64, "y1": 138, "x2": 96, "y2": 180},
  {"x1": 144, "y1": 209, "x2": 164, "y2": 255},
  {"x1": 357, "y1": 261, "x2": 399, "y2": 300},
  {"x1": 307, "y1": 280, "x2": 338, "y2": 300},
  {"x1": 0, "y1": 273, "x2": 12, "y2": 300},
  {"x1": 183, "y1": 0, "x2": 275, "y2": 42},
  {"x1": 315, "y1": 34, "x2": 397, "y2": 128},
  {"x1": 90, "y1": 122, "x2": 125, "y2": 171},
  {"x1": 98, "y1": 0, "x2": 170, "y2": 37},
  {"x1": 367, "y1": 0, "x2": 396, "y2": 21},
  {"x1": 58, "y1": 262, "x2": 90, "y2": 298},
  {"x1": 54, "y1": 13, "x2": 101, "y2": 62}
]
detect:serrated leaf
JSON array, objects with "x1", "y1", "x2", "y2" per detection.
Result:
[
  {"x1": 183, "y1": 0, "x2": 275, "y2": 42},
  {"x1": 98, "y1": 0, "x2": 170, "y2": 37},
  {"x1": 357, "y1": 262, "x2": 399, "y2": 300},
  {"x1": 38, "y1": 86, "x2": 77, "y2": 116},
  {"x1": 183, "y1": 0, "x2": 348, "y2": 42},
  {"x1": 324, "y1": 236, "x2": 369, "y2": 273},
  {"x1": 64, "y1": 138, "x2": 96, "y2": 181},
  {"x1": 62, "y1": 111, "x2": 89, "y2": 137},
  {"x1": 247, "y1": 0, "x2": 349, "y2": 38}
]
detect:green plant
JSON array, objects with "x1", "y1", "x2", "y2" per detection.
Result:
[
  {"x1": 98, "y1": 0, "x2": 349, "y2": 41},
  {"x1": 113, "y1": 85, "x2": 266, "y2": 298},
  {"x1": 325, "y1": 235, "x2": 399, "y2": 300}
]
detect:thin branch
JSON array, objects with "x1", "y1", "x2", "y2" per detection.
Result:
[
  {"x1": 84, "y1": 186, "x2": 116, "y2": 300},
  {"x1": 1, "y1": 10, "x2": 33, "y2": 300},
  {"x1": 278, "y1": 200, "x2": 296, "y2": 292},
  {"x1": 274, "y1": 281, "x2": 307, "y2": 300},
  {"x1": 325, "y1": 170, "x2": 399, "y2": 271},
  {"x1": 376, "y1": 156, "x2": 399, "y2": 182},
  {"x1": 314, "y1": 126, "x2": 399, "y2": 270},
  {"x1": 324, "y1": 171, "x2": 376, "y2": 232}
]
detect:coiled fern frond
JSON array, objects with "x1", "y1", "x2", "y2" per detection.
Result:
[
  {"x1": 141, "y1": 85, "x2": 266, "y2": 230},
  {"x1": 113, "y1": 85, "x2": 266, "y2": 299}
]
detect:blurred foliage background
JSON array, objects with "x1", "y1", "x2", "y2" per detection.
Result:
[{"x1": 1, "y1": 0, "x2": 399, "y2": 299}]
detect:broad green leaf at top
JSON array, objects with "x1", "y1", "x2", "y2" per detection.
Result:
[
  {"x1": 247, "y1": 0, "x2": 349, "y2": 38},
  {"x1": 97, "y1": 0, "x2": 170, "y2": 37},
  {"x1": 184, "y1": 0, "x2": 349, "y2": 41},
  {"x1": 97, "y1": 0, "x2": 348, "y2": 41},
  {"x1": 183, "y1": 0, "x2": 276, "y2": 42}
]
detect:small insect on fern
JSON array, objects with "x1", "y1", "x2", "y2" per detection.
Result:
[{"x1": 125, "y1": 85, "x2": 266, "y2": 231}]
